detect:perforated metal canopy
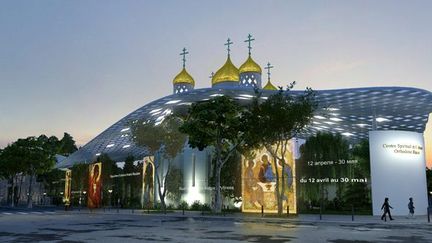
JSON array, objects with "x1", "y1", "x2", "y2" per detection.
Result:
[{"x1": 57, "y1": 86, "x2": 432, "y2": 168}]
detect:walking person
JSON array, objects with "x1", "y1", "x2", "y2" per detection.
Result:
[
  {"x1": 408, "y1": 197, "x2": 415, "y2": 218},
  {"x1": 381, "y1": 197, "x2": 394, "y2": 221}
]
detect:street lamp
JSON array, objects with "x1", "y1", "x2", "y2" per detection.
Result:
[
  {"x1": 108, "y1": 189, "x2": 113, "y2": 209},
  {"x1": 83, "y1": 191, "x2": 87, "y2": 208}
]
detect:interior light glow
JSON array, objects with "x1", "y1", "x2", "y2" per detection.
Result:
[
  {"x1": 122, "y1": 145, "x2": 130, "y2": 148},
  {"x1": 106, "y1": 144, "x2": 115, "y2": 148},
  {"x1": 376, "y1": 117, "x2": 389, "y2": 122},
  {"x1": 95, "y1": 153, "x2": 101, "y2": 156},
  {"x1": 324, "y1": 121, "x2": 336, "y2": 125},
  {"x1": 329, "y1": 117, "x2": 343, "y2": 122},
  {"x1": 165, "y1": 100, "x2": 181, "y2": 104},
  {"x1": 342, "y1": 132, "x2": 355, "y2": 137},
  {"x1": 149, "y1": 108, "x2": 162, "y2": 114},
  {"x1": 357, "y1": 123, "x2": 368, "y2": 127},
  {"x1": 163, "y1": 109, "x2": 172, "y2": 115},
  {"x1": 210, "y1": 93, "x2": 224, "y2": 97},
  {"x1": 314, "y1": 115, "x2": 326, "y2": 119},
  {"x1": 239, "y1": 94, "x2": 254, "y2": 98},
  {"x1": 120, "y1": 127, "x2": 130, "y2": 132},
  {"x1": 151, "y1": 111, "x2": 162, "y2": 116}
]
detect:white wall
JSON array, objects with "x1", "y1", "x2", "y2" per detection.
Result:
[{"x1": 369, "y1": 130, "x2": 428, "y2": 216}]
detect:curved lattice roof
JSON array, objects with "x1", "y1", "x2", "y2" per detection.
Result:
[{"x1": 57, "y1": 86, "x2": 432, "y2": 168}]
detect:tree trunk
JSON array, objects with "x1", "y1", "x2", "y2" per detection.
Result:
[
  {"x1": 280, "y1": 141, "x2": 287, "y2": 215},
  {"x1": 266, "y1": 144, "x2": 283, "y2": 216},
  {"x1": 27, "y1": 173, "x2": 34, "y2": 208},
  {"x1": 214, "y1": 161, "x2": 222, "y2": 213},
  {"x1": 10, "y1": 175, "x2": 15, "y2": 207},
  {"x1": 281, "y1": 159, "x2": 287, "y2": 214},
  {"x1": 273, "y1": 156, "x2": 282, "y2": 215},
  {"x1": 156, "y1": 168, "x2": 167, "y2": 214},
  {"x1": 17, "y1": 175, "x2": 24, "y2": 205},
  {"x1": 157, "y1": 175, "x2": 166, "y2": 214}
]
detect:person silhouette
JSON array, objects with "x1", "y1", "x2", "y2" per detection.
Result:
[
  {"x1": 381, "y1": 197, "x2": 394, "y2": 221},
  {"x1": 408, "y1": 197, "x2": 415, "y2": 218}
]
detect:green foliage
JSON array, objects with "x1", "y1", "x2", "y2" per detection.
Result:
[
  {"x1": 131, "y1": 115, "x2": 187, "y2": 211},
  {"x1": 243, "y1": 85, "x2": 317, "y2": 215},
  {"x1": 344, "y1": 140, "x2": 371, "y2": 210},
  {"x1": 343, "y1": 182, "x2": 371, "y2": 209},
  {"x1": 180, "y1": 96, "x2": 247, "y2": 213},
  {"x1": 37, "y1": 168, "x2": 64, "y2": 196},
  {"x1": 190, "y1": 200, "x2": 202, "y2": 211},
  {"x1": 243, "y1": 85, "x2": 316, "y2": 151},
  {"x1": 71, "y1": 163, "x2": 89, "y2": 192},
  {"x1": 166, "y1": 166, "x2": 183, "y2": 202},
  {"x1": 352, "y1": 139, "x2": 370, "y2": 177},
  {"x1": 180, "y1": 96, "x2": 245, "y2": 152},
  {"x1": 0, "y1": 143, "x2": 26, "y2": 180},
  {"x1": 0, "y1": 133, "x2": 78, "y2": 207},
  {"x1": 13, "y1": 136, "x2": 55, "y2": 176},
  {"x1": 97, "y1": 154, "x2": 120, "y2": 206},
  {"x1": 298, "y1": 135, "x2": 372, "y2": 211},
  {"x1": 298, "y1": 132, "x2": 350, "y2": 180},
  {"x1": 132, "y1": 115, "x2": 186, "y2": 158},
  {"x1": 98, "y1": 154, "x2": 118, "y2": 187},
  {"x1": 208, "y1": 151, "x2": 242, "y2": 200},
  {"x1": 58, "y1": 133, "x2": 78, "y2": 156},
  {"x1": 298, "y1": 132, "x2": 351, "y2": 203},
  {"x1": 177, "y1": 200, "x2": 189, "y2": 210}
]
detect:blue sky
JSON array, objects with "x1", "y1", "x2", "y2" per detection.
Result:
[{"x1": 1, "y1": 0, "x2": 432, "y2": 148}]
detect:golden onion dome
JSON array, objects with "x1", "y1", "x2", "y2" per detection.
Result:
[
  {"x1": 263, "y1": 80, "x2": 278, "y2": 90},
  {"x1": 212, "y1": 56, "x2": 239, "y2": 84},
  {"x1": 173, "y1": 68, "x2": 195, "y2": 85},
  {"x1": 239, "y1": 56, "x2": 262, "y2": 74}
]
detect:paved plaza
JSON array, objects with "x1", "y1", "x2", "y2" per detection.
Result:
[{"x1": 1, "y1": 208, "x2": 431, "y2": 242}]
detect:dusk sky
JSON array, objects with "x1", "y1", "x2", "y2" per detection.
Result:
[{"x1": 1, "y1": 1, "x2": 431, "y2": 165}]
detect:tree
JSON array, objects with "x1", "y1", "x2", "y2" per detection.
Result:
[
  {"x1": 37, "y1": 168, "x2": 64, "y2": 205},
  {"x1": 58, "y1": 133, "x2": 78, "y2": 156},
  {"x1": 180, "y1": 96, "x2": 246, "y2": 213},
  {"x1": 166, "y1": 166, "x2": 183, "y2": 203},
  {"x1": 123, "y1": 155, "x2": 135, "y2": 204},
  {"x1": 208, "y1": 151, "x2": 242, "y2": 203},
  {"x1": 2, "y1": 137, "x2": 55, "y2": 208},
  {"x1": 132, "y1": 115, "x2": 186, "y2": 212},
  {"x1": 0, "y1": 133, "x2": 77, "y2": 207},
  {"x1": 97, "y1": 154, "x2": 119, "y2": 207},
  {"x1": 347, "y1": 139, "x2": 371, "y2": 210},
  {"x1": 0, "y1": 144, "x2": 26, "y2": 207},
  {"x1": 297, "y1": 132, "x2": 351, "y2": 203},
  {"x1": 245, "y1": 84, "x2": 316, "y2": 215},
  {"x1": 351, "y1": 139, "x2": 370, "y2": 178},
  {"x1": 25, "y1": 136, "x2": 56, "y2": 208},
  {"x1": 71, "y1": 163, "x2": 89, "y2": 205}
]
